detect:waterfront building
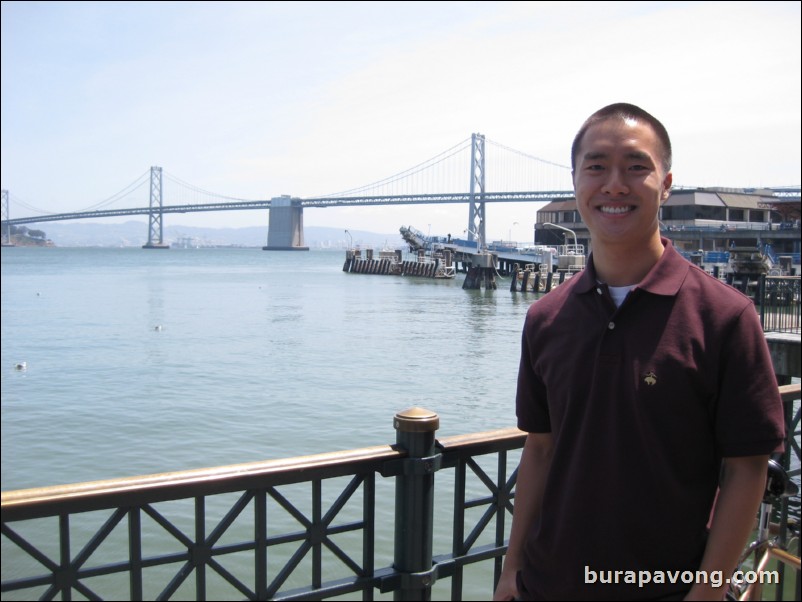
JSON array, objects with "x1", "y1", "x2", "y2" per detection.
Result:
[{"x1": 535, "y1": 188, "x2": 801, "y2": 274}]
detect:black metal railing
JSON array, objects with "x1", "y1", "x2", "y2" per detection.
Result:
[
  {"x1": 775, "y1": 384, "x2": 802, "y2": 602},
  {"x1": 2, "y1": 386, "x2": 799, "y2": 601},
  {"x1": 1, "y1": 409, "x2": 524, "y2": 601},
  {"x1": 761, "y1": 276, "x2": 801, "y2": 334}
]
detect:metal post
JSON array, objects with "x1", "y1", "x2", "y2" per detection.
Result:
[{"x1": 393, "y1": 407, "x2": 440, "y2": 601}]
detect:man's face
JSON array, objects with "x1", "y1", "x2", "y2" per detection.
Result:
[{"x1": 572, "y1": 118, "x2": 672, "y2": 249}]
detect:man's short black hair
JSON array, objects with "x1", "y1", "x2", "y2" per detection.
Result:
[{"x1": 571, "y1": 103, "x2": 672, "y2": 174}]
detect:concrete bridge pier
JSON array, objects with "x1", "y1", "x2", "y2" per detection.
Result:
[
  {"x1": 262, "y1": 196, "x2": 309, "y2": 251},
  {"x1": 462, "y1": 252, "x2": 498, "y2": 289}
]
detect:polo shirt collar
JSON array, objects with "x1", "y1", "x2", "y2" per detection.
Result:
[{"x1": 573, "y1": 237, "x2": 688, "y2": 297}]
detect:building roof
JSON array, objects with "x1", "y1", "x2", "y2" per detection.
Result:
[
  {"x1": 540, "y1": 199, "x2": 577, "y2": 211},
  {"x1": 717, "y1": 193, "x2": 764, "y2": 209},
  {"x1": 664, "y1": 191, "x2": 723, "y2": 207},
  {"x1": 539, "y1": 189, "x2": 796, "y2": 214}
]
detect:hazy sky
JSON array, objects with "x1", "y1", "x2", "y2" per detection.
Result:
[{"x1": 2, "y1": 1, "x2": 800, "y2": 242}]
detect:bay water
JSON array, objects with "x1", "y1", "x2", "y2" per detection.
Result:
[
  {"x1": 3, "y1": 247, "x2": 799, "y2": 600},
  {"x1": 1, "y1": 246, "x2": 532, "y2": 600}
]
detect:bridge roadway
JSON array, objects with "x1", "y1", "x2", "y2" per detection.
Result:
[
  {"x1": 3, "y1": 187, "x2": 798, "y2": 250},
  {"x1": 1, "y1": 191, "x2": 577, "y2": 226},
  {"x1": 4, "y1": 185, "x2": 799, "y2": 227}
]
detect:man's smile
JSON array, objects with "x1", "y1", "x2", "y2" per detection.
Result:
[{"x1": 598, "y1": 205, "x2": 635, "y2": 215}]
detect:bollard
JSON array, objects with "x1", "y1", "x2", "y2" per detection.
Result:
[{"x1": 392, "y1": 407, "x2": 440, "y2": 601}]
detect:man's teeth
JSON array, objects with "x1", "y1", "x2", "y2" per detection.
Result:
[{"x1": 600, "y1": 206, "x2": 633, "y2": 214}]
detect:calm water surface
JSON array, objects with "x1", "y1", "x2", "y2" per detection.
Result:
[
  {"x1": 2, "y1": 246, "x2": 536, "y2": 600},
  {"x1": 3, "y1": 246, "x2": 798, "y2": 601},
  {"x1": 2, "y1": 247, "x2": 532, "y2": 491}
]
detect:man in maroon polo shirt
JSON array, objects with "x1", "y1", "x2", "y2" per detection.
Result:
[{"x1": 493, "y1": 104, "x2": 785, "y2": 601}]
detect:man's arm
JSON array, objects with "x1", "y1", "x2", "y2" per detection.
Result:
[
  {"x1": 685, "y1": 454, "x2": 768, "y2": 601},
  {"x1": 493, "y1": 432, "x2": 554, "y2": 601}
]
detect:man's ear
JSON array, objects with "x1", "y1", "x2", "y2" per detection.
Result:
[{"x1": 661, "y1": 172, "x2": 673, "y2": 203}]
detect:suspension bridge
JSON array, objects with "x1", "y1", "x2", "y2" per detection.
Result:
[
  {"x1": 0, "y1": 135, "x2": 576, "y2": 250},
  {"x1": 1, "y1": 134, "x2": 799, "y2": 250}
]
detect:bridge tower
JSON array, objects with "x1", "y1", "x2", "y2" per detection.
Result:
[
  {"x1": 462, "y1": 133, "x2": 497, "y2": 289},
  {"x1": 142, "y1": 166, "x2": 169, "y2": 249},
  {"x1": 466, "y1": 133, "x2": 486, "y2": 247},
  {"x1": 1, "y1": 190, "x2": 13, "y2": 247}
]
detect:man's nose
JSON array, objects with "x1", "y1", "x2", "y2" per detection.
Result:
[{"x1": 602, "y1": 169, "x2": 629, "y2": 195}]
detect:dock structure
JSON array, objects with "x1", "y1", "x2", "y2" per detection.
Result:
[
  {"x1": 400, "y1": 226, "x2": 557, "y2": 289},
  {"x1": 343, "y1": 247, "x2": 456, "y2": 279},
  {"x1": 344, "y1": 225, "x2": 591, "y2": 292},
  {"x1": 509, "y1": 264, "x2": 573, "y2": 294}
]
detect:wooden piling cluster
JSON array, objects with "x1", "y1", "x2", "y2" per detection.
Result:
[
  {"x1": 342, "y1": 254, "x2": 400, "y2": 275},
  {"x1": 342, "y1": 249, "x2": 447, "y2": 279},
  {"x1": 510, "y1": 264, "x2": 572, "y2": 293}
]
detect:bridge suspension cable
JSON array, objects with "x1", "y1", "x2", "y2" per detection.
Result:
[
  {"x1": 162, "y1": 171, "x2": 262, "y2": 203},
  {"x1": 484, "y1": 138, "x2": 573, "y2": 193},
  {"x1": 316, "y1": 137, "x2": 474, "y2": 198},
  {"x1": 6, "y1": 170, "x2": 152, "y2": 217},
  {"x1": 314, "y1": 136, "x2": 574, "y2": 200},
  {"x1": 5, "y1": 192, "x2": 54, "y2": 216},
  {"x1": 77, "y1": 169, "x2": 151, "y2": 212},
  {"x1": 485, "y1": 138, "x2": 571, "y2": 170}
]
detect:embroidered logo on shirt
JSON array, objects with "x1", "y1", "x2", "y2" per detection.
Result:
[{"x1": 643, "y1": 371, "x2": 657, "y2": 386}]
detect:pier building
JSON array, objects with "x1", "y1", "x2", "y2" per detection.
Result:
[{"x1": 535, "y1": 188, "x2": 801, "y2": 274}]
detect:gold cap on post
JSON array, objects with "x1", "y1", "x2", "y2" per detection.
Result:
[{"x1": 394, "y1": 407, "x2": 440, "y2": 433}]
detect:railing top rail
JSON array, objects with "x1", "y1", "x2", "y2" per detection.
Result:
[
  {"x1": 437, "y1": 427, "x2": 526, "y2": 461},
  {"x1": 779, "y1": 382, "x2": 801, "y2": 402},
  {"x1": 1, "y1": 443, "x2": 402, "y2": 520},
  {"x1": 1, "y1": 426, "x2": 532, "y2": 522}
]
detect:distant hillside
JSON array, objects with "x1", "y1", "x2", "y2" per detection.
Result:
[{"x1": 30, "y1": 221, "x2": 404, "y2": 249}]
